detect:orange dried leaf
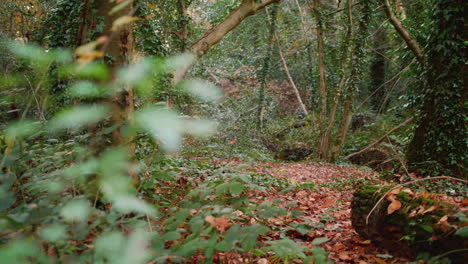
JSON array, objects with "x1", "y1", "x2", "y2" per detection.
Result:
[
  {"x1": 387, "y1": 200, "x2": 402, "y2": 215},
  {"x1": 422, "y1": 205, "x2": 437, "y2": 214},
  {"x1": 205, "y1": 215, "x2": 230, "y2": 233}
]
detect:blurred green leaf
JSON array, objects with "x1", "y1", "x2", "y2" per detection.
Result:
[
  {"x1": 0, "y1": 240, "x2": 40, "y2": 264},
  {"x1": 455, "y1": 226, "x2": 468, "y2": 237},
  {"x1": 135, "y1": 107, "x2": 181, "y2": 151},
  {"x1": 112, "y1": 195, "x2": 156, "y2": 216},
  {"x1": 69, "y1": 81, "x2": 109, "y2": 98},
  {"x1": 263, "y1": 238, "x2": 307, "y2": 260},
  {"x1": 49, "y1": 105, "x2": 108, "y2": 131},
  {"x1": 5, "y1": 120, "x2": 40, "y2": 138},
  {"x1": 180, "y1": 79, "x2": 223, "y2": 103},
  {"x1": 165, "y1": 52, "x2": 196, "y2": 72},
  {"x1": 183, "y1": 119, "x2": 216, "y2": 137},
  {"x1": 39, "y1": 224, "x2": 68, "y2": 242},
  {"x1": 60, "y1": 199, "x2": 91, "y2": 222},
  {"x1": 229, "y1": 182, "x2": 244, "y2": 196},
  {"x1": 312, "y1": 237, "x2": 329, "y2": 246}
]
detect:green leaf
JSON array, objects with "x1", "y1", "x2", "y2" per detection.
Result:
[
  {"x1": 455, "y1": 226, "x2": 468, "y2": 237},
  {"x1": 180, "y1": 79, "x2": 223, "y2": 103},
  {"x1": 112, "y1": 195, "x2": 157, "y2": 217},
  {"x1": 5, "y1": 120, "x2": 40, "y2": 138},
  {"x1": 135, "y1": 107, "x2": 181, "y2": 151},
  {"x1": 263, "y1": 238, "x2": 307, "y2": 260},
  {"x1": 312, "y1": 237, "x2": 329, "y2": 246},
  {"x1": 311, "y1": 247, "x2": 328, "y2": 264},
  {"x1": 9, "y1": 42, "x2": 51, "y2": 64},
  {"x1": 60, "y1": 199, "x2": 91, "y2": 222},
  {"x1": 69, "y1": 81, "x2": 108, "y2": 98},
  {"x1": 67, "y1": 62, "x2": 110, "y2": 80},
  {"x1": 229, "y1": 182, "x2": 244, "y2": 196},
  {"x1": 419, "y1": 224, "x2": 434, "y2": 233},
  {"x1": 161, "y1": 231, "x2": 181, "y2": 241},
  {"x1": 39, "y1": 224, "x2": 67, "y2": 242},
  {"x1": 49, "y1": 105, "x2": 108, "y2": 131},
  {"x1": 165, "y1": 52, "x2": 196, "y2": 72},
  {"x1": 0, "y1": 240, "x2": 40, "y2": 263}
]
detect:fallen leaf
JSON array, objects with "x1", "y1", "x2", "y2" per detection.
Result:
[
  {"x1": 422, "y1": 205, "x2": 437, "y2": 214},
  {"x1": 387, "y1": 200, "x2": 402, "y2": 215},
  {"x1": 205, "y1": 215, "x2": 230, "y2": 233},
  {"x1": 338, "y1": 252, "x2": 352, "y2": 261}
]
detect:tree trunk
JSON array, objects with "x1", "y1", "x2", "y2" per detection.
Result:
[
  {"x1": 318, "y1": 0, "x2": 352, "y2": 161},
  {"x1": 369, "y1": 27, "x2": 388, "y2": 114},
  {"x1": 173, "y1": 0, "x2": 280, "y2": 83},
  {"x1": 93, "y1": 0, "x2": 135, "y2": 153},
  {"x1": 329, "y1": 0, "x2": 371, "y2": 161},
  {"x1": 257, "y1": 7, "x2": 278, "y2": 130},
  {"x1": 312, "y1": 0, "x2": 328, "y2": 152},
  {"x1": 406, "y1": 0, "x2": 466, "y2": 178}
]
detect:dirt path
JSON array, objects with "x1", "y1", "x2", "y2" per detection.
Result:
[{"x1": 218, "y1": 159, "x2": 411, "y2": 263}]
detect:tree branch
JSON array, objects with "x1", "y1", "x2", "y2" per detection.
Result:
[
  {"x1": 173, "y1": 0, "x2": 280, "y2": 83},
  {"x1": 345, "y1": 116, "x2": 414, "y2": 160},
  {"x1": 381, "y1": 0, "x2": 424, "y2": 64}
]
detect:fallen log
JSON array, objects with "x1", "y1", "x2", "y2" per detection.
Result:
[{"x1": 351, "y1": 184, "x2": 467, "y2": 262}]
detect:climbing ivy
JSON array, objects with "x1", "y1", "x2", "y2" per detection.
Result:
[{"x1": 407, "y1": 0, "x2": 466, "y2": 178}]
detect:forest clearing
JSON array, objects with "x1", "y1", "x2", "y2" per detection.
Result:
[{"x1": 0, "y1": 0, "x2": 466, "y2": 263}]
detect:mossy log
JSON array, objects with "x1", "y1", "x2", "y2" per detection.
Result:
[{"x1": 351, "y1": 184, "x2": 467, "y2": 262}]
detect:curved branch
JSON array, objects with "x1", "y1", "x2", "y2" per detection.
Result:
[
  {"x1": 173, "y1": 0, "x2": 280, "y2": 83},
  {"x1": 381, "y1": 0, "x2": 424, "y2": 64}
]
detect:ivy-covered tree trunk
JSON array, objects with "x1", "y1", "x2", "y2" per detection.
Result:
[
  {"x1": 369, "y1": 27, "x2": 387, "y2": 114},
  {"x1": 406, "y1": 0, "x2": 466, "y2": 178},
  {"x1": 313, "y1": 0, "x2": 328, "y2": 160}
]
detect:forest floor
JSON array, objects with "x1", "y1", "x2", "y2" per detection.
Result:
[{"x1": 210, "y1": 159, "x2": 412, "y2": 264}]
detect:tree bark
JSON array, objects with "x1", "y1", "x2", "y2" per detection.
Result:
[
  {"x1": 173, "y1": 0, "x2": 280, "y2": 83},
  {"x1": 313, "y1": 0, "x2": 328, "y2": 142},
  {"x1": 93, "y1": 0, "x2": 135, "y2": 153},
  {"x1": 406, "y1": 0, "x2": 466, "y2": 178}
]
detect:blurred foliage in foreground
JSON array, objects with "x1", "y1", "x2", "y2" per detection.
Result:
[{"x1": 0, "y1": 41, "x2": 330, "y2": 263}]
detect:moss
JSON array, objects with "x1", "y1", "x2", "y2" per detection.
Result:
[{"x1": 351, "y1": 184, "x2": 467, "y2": 262}]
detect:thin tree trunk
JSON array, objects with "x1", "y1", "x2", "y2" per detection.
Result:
[
  {"x1": 257, "y1": 7, "x2": 278, "y2": 129},
  {"x1": 173, "y1": 0, "x2": 280, "y2": 83},
  {"x1": 94, "y1": 0, "x2": 135, "y2": 154},
  {"x1": 381, "y1": 0, "x2": 424, "y2": 64},
  {"x1": 330, "y1": 0, "x2": 372, "y2": 161},
  {"x1": 318, "y1": 0, "x2": 352, "y2": 160},
  {"x1": 178, "y1": 0, "x2": 188, "y2": 52},
  {"x1": 274, "y1": 32, "x2": 308, "y2": 116},
  {"x1": 313, "y1": 0, "x2": 328, "y2": 133}
]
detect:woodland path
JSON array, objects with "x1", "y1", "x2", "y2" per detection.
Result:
[{"x1": 214, "y1": 159, "x2": 411, "y2": 264}]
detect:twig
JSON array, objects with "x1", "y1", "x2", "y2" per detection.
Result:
[
  {"x1": 428, "y1": 248, "x2": 468, "y2": 264},
  {"x1": 366, "y1": 176, "x2": 468, "y2": 225},
  {"x1": 345, "y1": 117, "x2": 414, "y2": 160},
  {"x1": 385, "y1": 136, "x2": 409, "y2": 176},
  {"x1": 146, "y1": 214, "x2": 153, "y2": 233}
]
